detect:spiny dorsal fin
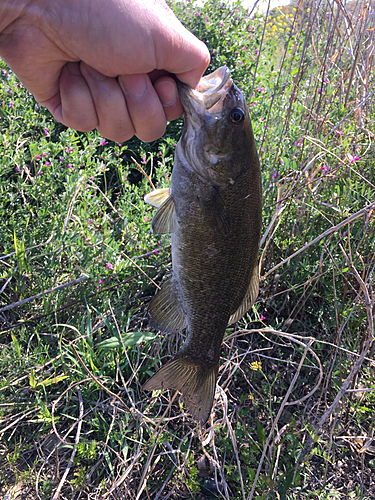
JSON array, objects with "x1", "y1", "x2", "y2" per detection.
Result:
[
  {"x1": 142, "y1": 356, "x2": 218, "y2": 425},
  {"x1": 144, "y1": 188, "x2": 171, "y2": 208},
  {"x1": 151, "y1": 195, "x2": 176, "y2": 234},
  {"x1": 228, "y1": 264, "x2": 259, "y2": 325},
  {"x1": 149, "y1": 277, "x2": 187, "y2": 334}
]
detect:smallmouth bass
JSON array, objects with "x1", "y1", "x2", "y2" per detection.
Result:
[{"x1": 143, "y1": 66, "x2": 262, "y2": 424}]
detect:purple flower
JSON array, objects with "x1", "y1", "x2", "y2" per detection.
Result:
[
  {"x1": 321, "y1": 164, "x2": 329, "y2": 173},
  {"x1": 260, "y1": 315, "x2": 266, "y2": 320},
  {"x1": 205, "y1": 15, "x2": 209, "y2": 21},
  {"x1": 118, "y1": 143, "x2": 122, "y2": 147},
  {"x1": 350, "y1": 155, "x2": 360, "y2": 163},
  {"x1": 44, "y1": 127, "x2": 49, "y2": 135},
  {"x1": 238, "y1": 61, "x2": 243, "y2": 66},
  {"x1": 88, "y1": 219, "x2": 92, "y2": 223},
  {"x1": 9, "y1": 101, "x2": 14, "y2": 109},
  {"x1": 45, "y1": 161, "x2": 50, "y2": 166},
  {"x1": 99, "y1": 279, "x2": 103, "y2": 284},
  {"x1": 15, "y1": 166, "x2": 21, "y2": 173},
  {"x1": 67, "y1": 164, "x2": 72, "y2": 168},
  {"x1": 106, "y1": 263, "x2": 112, "y2": 269},
  {"x1": 59, "y1": 157, "x2": 64, "y2": 162},
  {"x1": 38, "y1": 170, "x2": 42, "y2": 176},
  {"x1": 273, "y1": 171, "x2": 279, "y2": 179},
  {"x1": 100, "y1": 139, "x2": 106, "y2": 146},
  {"x1": 42, "y1": 152, "x2": 47, "y2": 157},
  {"x1": 66, "y1": 147, "x2": 73, "y2": 154},
  {"x1": 212, "y1": 50, "x2": 216, "y2": 55},
  {"x1": 142, "y1": 157, "x2": 146, "y2": 164},
  {"x1": 335, "y1": 130, "x2": 343, "y2": 137},
  {"x1": 196, "y1": 12, "x2": 201, "y2": 16},
  {"x1": 34, "y1": 155, "x2": 41, "y2": 160}
]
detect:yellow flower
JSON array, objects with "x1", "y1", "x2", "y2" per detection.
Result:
[{"x1": 250, "y1": 361, "x2": 262, "y2": 371}]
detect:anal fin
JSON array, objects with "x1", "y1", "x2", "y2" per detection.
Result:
[
  {"x1": 142, "y1": 356, "x2": 218, "y2": 425},
  {"x1": 151, "y1": 195, "x2": 175, "y2": 234},
  {"x1": 228, "y1": 264, "x2": 259, "y2": 325},
  {"x1": 149, "y1": 277, "x2": 187, "y2": 334}
]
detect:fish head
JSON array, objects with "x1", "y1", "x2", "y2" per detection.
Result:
[{"x1": 177, "y1": 66, "x2": 257, "y2": 188}]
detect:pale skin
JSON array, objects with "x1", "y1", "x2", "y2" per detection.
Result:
[{"x1": 0, "y1": 0, "x2": 210, "y2": 142}]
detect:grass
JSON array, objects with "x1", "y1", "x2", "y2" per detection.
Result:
[{"x1": 1, "y1": 0, "x2": 375, "y2": 498}]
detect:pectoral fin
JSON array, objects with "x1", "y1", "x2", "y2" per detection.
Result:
[
  {"x1": 143, "y1": 356, "x2": 218, "y2": 425},
  {"x1": 151, "y1": 195, "x2": 176, "y2": 234},
  {"x1": 149, "y1": 277, "x2": 187, "y2": 334},
  {"x1": 144, "y1": 188, "x2": 171, "y2": 208},
  {"x1": 228, "y1": 265, "x2": 259, "y2": 325}
]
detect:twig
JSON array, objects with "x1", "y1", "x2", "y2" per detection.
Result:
[
  {"x1": 0, "y1": 275, "x2": 88, "y2": 313},
  {"x1": 131, "y1": 157, "x2": 155, "y2": 190},
  {"x1": 122, "y1": 252, "x2": 161, "y2": 290},
  {"x1": 51, "y1": 389, "x2": 84, "y2": 500},
  {"x1": 261, "y1": 200, "x2": 375, "y2": 281},
  {"x1": 248, "y1": 340, "x2": 314, "y2": 500},
  {"x1": 0, "y1": 232, "x2": 54, "y2": 261},
  {"x1": 70, "y1": 343, "x2": 128, "y2": 410}
]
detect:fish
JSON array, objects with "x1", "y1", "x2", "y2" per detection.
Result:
[{"x1": 142, "y1": 66, "x2": 262, "y2": 425}]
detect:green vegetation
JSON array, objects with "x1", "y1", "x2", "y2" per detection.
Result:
[{"x1": 1, "y1": 0, "x2": 374, "y2": 498}]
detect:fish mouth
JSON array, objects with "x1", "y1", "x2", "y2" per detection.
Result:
[{"x1": 178, "y1": 66, "x2": 232, "y2": 115}]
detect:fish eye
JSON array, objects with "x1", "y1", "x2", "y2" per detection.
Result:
[{"x1": 229, "y1": 107, "x2": 245, "y2": 124}]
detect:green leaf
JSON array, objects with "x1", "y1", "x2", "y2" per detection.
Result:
[
  {"x1": 96, "y1": 331, "x2": 155, "y2": 351},
  {"x1": 36, "y1": 375, "x2": 69, "y2": 387},
  {"x1": 29, "y1": 369, "x2": 36, "y2": 389},
  {"x1": 11, "y1": 334, "x2": 21, "y2": 359},
  {"x1": 257, "y1": 420, "x2": 266, "y2": 447}
]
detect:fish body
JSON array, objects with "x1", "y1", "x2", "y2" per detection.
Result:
[{"x1": 143, "y1": 67, "x2": 262, "y2": 424}]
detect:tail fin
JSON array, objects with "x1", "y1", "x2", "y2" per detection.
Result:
[{"x1": 143, "y1": 357, "x2": 218, "y2": 425}]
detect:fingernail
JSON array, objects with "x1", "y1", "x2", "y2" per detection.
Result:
[
  {"x1": 84, "y1": 64, "x2": 107, "y2": 82},
  {"x1": 122, "y1": 75, "x2": 148, "y2": 99},
  {"x1": 158, "y1": 80, "x2": 178, "y2": 107}
]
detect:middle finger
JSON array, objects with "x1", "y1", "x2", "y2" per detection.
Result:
[{"x1": 119, "y1": 73, "x2": 167, "y2": 143}]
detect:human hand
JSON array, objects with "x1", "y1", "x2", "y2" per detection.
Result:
[{"x1": 0, "y1": 0, "x2": 210, "y2": 142}]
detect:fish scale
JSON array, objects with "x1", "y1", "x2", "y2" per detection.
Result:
[{"x1": 143, "y1": 66, "x2": 262, "y2": 424}]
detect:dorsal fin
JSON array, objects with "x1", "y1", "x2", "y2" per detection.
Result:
[
  {"x1": 228, "y1": 264, "x2": 259, "y2": 325},
  {"x1": 151, "y1": 195, "x2": 176, "y2": 234}
]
